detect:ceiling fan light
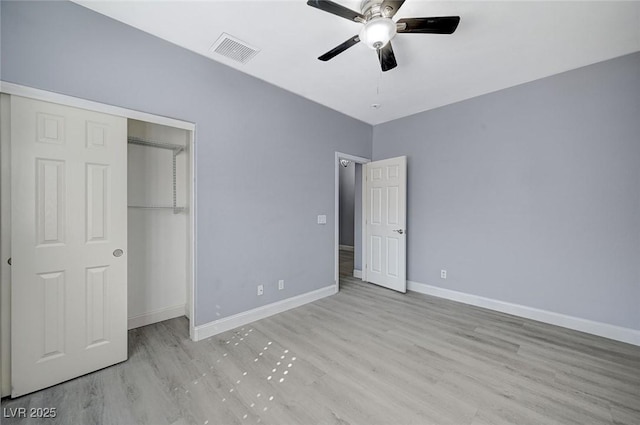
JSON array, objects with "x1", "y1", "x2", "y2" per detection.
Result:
[{"x1": 359, "y1": 17, "x2": 397, "y2": 50}]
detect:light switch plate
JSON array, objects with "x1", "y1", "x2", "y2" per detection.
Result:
[{"x1": 317, "y1": 215, "x2": 327, "y2": 224}]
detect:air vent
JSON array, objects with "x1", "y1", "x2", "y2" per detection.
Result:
[{"x1": 210, "y1": 33, "x2": 260, "y2": 64}]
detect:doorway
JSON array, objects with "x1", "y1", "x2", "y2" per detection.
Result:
[{"x1": 334, "y1": 152, "x2": 369, "y2": 290}]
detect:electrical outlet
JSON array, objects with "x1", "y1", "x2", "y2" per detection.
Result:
[
  {"x1": 440, "y1": 270, "x2": 447, "y2": 279},
  {"x1": 278, "y1": 280, "x2": 285, "y2": 290},
  {"x1": 257, "y1": 284, "x2": 264, "y2": 296}
]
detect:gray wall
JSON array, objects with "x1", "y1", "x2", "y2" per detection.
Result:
[
  {"x1": 373, "y1": 52, "x2": 640, "y2": 330},
  {"x1": 1, "y1": 1, "x2": 372, "y2": 326},
  {"x1": 339, "y1": 162, "x2": 355, "y2": 246}
]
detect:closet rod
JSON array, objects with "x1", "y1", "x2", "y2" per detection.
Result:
[
  {"x1": 127, "y1": 136, "x2": 184, "y2": 153},
  {"x1": 128, "y1": 205, "x2": 185, "y2": 212},
  {"x1": 128, "y1": 205, "x2": 185, "y2": 209}
]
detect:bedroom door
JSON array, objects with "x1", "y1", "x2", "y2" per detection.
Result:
[
  {"x1": 10, "y1": 96, "x2": 128, "y2": 396},
  {"x1": 364, "y1": 156, "x2": 407, "y2": 293}
]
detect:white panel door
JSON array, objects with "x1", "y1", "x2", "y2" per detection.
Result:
[
  {"x1": 10, "y1": 96, "x2": 127, "y2": 397},
  {"x1": 365, "y1": 156, "x2": 407, "y2": 292}
]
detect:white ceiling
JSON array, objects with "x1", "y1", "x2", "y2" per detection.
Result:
[{"x1": 74, "y1": 1, "x2": 640, "y2": 125}]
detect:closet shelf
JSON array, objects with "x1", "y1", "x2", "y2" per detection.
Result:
[
  {"x1": 128, "y1": 205, "x2": 185, "y2": 212},
  {"x1": 127, "y1": 136, "x2": 184, "y2": 153},
  {"x1": 128, "y1": 136, "x2": 185, "y2": 214}
]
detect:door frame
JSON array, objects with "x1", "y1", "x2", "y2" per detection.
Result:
[
  {"x1": 0, "y1": 81, "x2": 198, "y2": 397},
  {"x1": 334, "y1": 152, "x2": 370, "y2": 290},
  {"x1": 1, "y1": 93, "x2": 11, "y2": 397}
]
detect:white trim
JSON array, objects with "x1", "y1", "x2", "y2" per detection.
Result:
[
  {"x1": 361, "y1": 163, "x2": 367, "y2": 282},
  {"x1": 193, "y1": 285, "x2": 337, "y2": 341},
  {"x1": 336, "y1": 152, "x2": 372, "y2": 163},
  {"x1": 1, "y1": 94, "x2": 12, "y2": 397},
  {"x1": 339, "y1": 244, "x2": 354, "y2": 252},
  {"x1": 128, "y1": 304, "x2": 186, "y2": 330},
  {"x1": 188, "y1": 128, "x2": 197, "y2": 340},
  {"x1": 0, "y1": 81, "x2": 195, "y2": 131},
  {"x1": 334, "y1": 152, "x2": 370, "y2": 290},
  {"x1": 353, "y1": 269, "x2": 362, "y2": 279},
  {"x1": 407, "y1": 281, "x2": 640, "y2": 347}
]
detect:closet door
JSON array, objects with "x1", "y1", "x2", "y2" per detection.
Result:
[{"x1": 10, "y1": 96, "x2": 128, "y2": 397}]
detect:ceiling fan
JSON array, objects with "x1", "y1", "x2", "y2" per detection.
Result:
[{"x1": 307, "y1": 0, "x2": 460, "y2": 72}]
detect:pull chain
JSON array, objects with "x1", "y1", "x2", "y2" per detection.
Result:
[{"x1": 372, "y1": 69, "x2": 382, "y2": 109}]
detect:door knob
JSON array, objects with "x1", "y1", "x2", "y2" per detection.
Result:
[
  {"x1": 393, "y1": 229, "x2": 404, "y2": 234},
  {"x1": 113, "y1": 249, "x2": 124, "y2": 257}
]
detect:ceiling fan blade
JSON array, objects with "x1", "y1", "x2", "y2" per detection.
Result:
[
  {"x1": 377, "y1": 42, "x2": 397, "y2": 72},
  {"x1": 396, "y1": 16, "x2": 461, "y2": 34},
  {"x1": 318, "y1": 35, "x2": 360, "y2": 61},
  {"x1": 379, "y1": 0, "x2": 406, "y2": 18},
  {"x1": 307, "y1": 0, "x2": 365, "y2": 23}
]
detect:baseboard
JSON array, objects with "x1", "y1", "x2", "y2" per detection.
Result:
[
  {"x1": 353, "y1": 269, "x2": 362, "y2": 278},
  {"x1": 407, "y1": 281, "x2": 640, "y2": 347},
  {"x1": 193, "y1": 285, "x2": 337, "y2": 341},
  {"x1": 128, "y1": 304, "x2": 186, "y2": 330},
  {"x1": 339, "y1": 245, "x2": 354, "y2": 252}
]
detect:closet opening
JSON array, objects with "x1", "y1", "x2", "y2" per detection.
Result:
[
  {"x1": 0, "y1": 87, "x2": 197, "y2": 397},
  {"x1": 127, "y1": 119, "x2": 193, "y2": 331}
]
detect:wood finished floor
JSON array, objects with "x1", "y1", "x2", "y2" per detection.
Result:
[{"x1": 2, "y1": 251, "x2": 640, "y2": 425}]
